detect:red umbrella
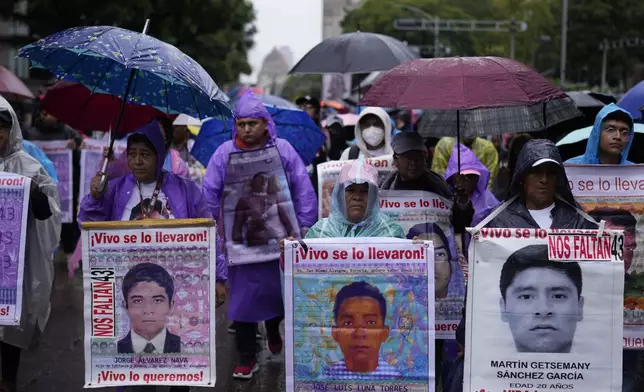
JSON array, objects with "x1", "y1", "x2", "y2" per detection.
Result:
[
  {"x1": 41, "y1": 81, "x2": 170, "y2": 132},
  {"x1": 0, "y1": 65, "x2": 35, "y2": 100},
  {"x1": 360, "y1": 57, "x2": 579, "y2": 167}
]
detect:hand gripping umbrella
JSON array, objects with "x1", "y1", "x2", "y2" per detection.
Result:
[{"x1": 18, "y1": 20, "x2": 231, "y2": 191}]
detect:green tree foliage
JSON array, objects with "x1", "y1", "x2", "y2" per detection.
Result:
[
  {"x1": 281, "y1": 74, "x2": 322, "y2": 101},
  {"x1": 4, "y1": 0, "x2": 256, "y2": 84}
]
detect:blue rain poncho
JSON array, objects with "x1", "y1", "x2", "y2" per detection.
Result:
[{"x1": 306, "y1": 159, "x2": 404, "y2": 238}]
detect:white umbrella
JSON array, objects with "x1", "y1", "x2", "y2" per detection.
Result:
[{"x1": 556, "y1": 123, "x2": 644, "y2": 146}]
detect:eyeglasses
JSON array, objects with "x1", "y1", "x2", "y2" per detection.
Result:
[{"x1": 602, "y1": 127, "x2": 631, "y2": 139}]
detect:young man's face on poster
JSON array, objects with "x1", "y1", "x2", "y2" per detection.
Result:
[
  {"x1": 126, "y1": 281, "x2": 173, "y2": 340},
  {"x1": 332, "y1": 296, "x2": 390, "y2": 372},
  {"x1": 500, "y1": 266, "x2": 584, "y2": 353}
]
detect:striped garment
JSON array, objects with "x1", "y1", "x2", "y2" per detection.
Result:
[{"x1": 323, "y1": 358, "x2": 402, "y2": 380}]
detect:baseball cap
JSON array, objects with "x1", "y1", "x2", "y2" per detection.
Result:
[
  {"x1": 459, "y1": 169, "x2": 481, "y2": 176},
  {"x1": 323, "y1": 115, "x2": 344, "y2": 128},
  {"x1": 391, "y1": 131, "x2": 427, "y2": 155},
  {"x1": 532, "y1": 158, "x2": 560, "y2": 167},
  {"x1": 295, "y1": 96, "x2": 321, "y2": 109}
]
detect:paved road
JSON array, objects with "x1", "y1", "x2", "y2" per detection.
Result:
[{"x1": 17, "y1": 259, "x2": 285, "y2": 392}]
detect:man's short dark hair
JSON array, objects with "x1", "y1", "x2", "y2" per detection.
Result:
[
  {"x1": 601, "y1": 111, "x2": 633, "y2": 130},
  {"x1": 333, "y1": 281, "x2": 387, "y2": 323},
  {"x1": 122, "y1": 263, "x2": 174, "y2": 305},
  {"x1": 127, "y1": 133, "x2": 157, "y2": 155},
  {"x1": 499, "y1": 245, "x2": 582, "y2": 300},
  {"x1": 589, "y1": 208, "x2": 636, "y2": 230}
]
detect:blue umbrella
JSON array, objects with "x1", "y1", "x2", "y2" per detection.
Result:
[
  {"x1": 191, "y1": 105, "x2": 326, "y2": 167},
  {"x1": 617, "y1": 81, "x2": 644, "y2": 120},
  {"x1": 18, "y1": 24, "x2": 231, "y2": 122}
]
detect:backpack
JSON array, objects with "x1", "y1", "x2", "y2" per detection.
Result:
[{"x1": 348, "y1": 144, "x2": 361, "y2": 160}]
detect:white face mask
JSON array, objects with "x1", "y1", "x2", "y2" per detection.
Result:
[{"x1": 362, "y1": 126, "x2": 385, "y2": 147}]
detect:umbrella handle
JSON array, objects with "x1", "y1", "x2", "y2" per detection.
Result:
[{"x1": 97, "y1": 158, "x2": 109, "y2": 193}]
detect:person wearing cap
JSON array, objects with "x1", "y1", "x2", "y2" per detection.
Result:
[
  {"x1": 79, "y1": 121, "x2": 227, "y2": 391},
  {"x1": 380, "y1": 132, "x2": 474, "y2": 231},
  {"x1": 431, "y1": 136, "x2": 499, "y2": 191},
  {"x1": 565, "y1": 104, "x2": 640, "y2": 392},
  {"x1": 443, "y1": 139, "x2": 597, "y2": 392},
  {"x1": 324, "y1": 115, "x2": 350, "y2": 161},
  {"x1": 171, "y1": 114, "x2": 206, "y2": 186},
  {"x1": 566, "y1": 103, "x2": 634, "y2": 165},
  {"x1": 0, "y1": 97, "x2": 61, "y2": 392},
  {"x1": 296, "y1": 96, "x2": 321, "y2": 126},
  {"x1": 444, "y1": 143, "x2": 499, "y2": 228}
]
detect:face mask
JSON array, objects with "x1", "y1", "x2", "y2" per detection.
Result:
[{"x1": 362, "y1": 126, "x2": 385, "y2": 147}]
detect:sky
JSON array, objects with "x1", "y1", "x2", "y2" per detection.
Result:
[{"x1": 241, "y1": 0, "x2": 322, "y2": 83}]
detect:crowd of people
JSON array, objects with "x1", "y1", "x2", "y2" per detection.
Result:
[{"x1": 0, "y1": 82, "x2": 641, "y2": 392}]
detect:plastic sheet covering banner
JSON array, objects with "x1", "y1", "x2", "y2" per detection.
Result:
[
  {"x1": 33, "y1": 140, "x2": 73, "y2": 222},
  {"x1": 464, "y1": 227, "x2": 624, "y2": 392},
  {"x1": 0, "y1": 173, "x2": 30, "y2": 325},
  {"x1": 566, "y1": 164, "x2": 644, "y2": 348},
  {"x1": 284, "y1": 237, "x2": 435, "y2": 392},
  {"x1": 81, "y1": 219, "x2": 217, "y2": 388}
]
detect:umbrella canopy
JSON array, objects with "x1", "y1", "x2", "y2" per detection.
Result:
[
  {"x1": 289, "y1": 32, "x2": 419, "y2": 74},
  {"x1": 40, "y1": 81, "x2": 168, "y2": 132},
  {"x1": 566, "y1": 91, "x2": 605, "y2": 108},
  {"x1": 362, "y1": 57, "x2": 580, "y2": 139},
  {"x1": 556, "y1": 123, "x2": 644, "y2": 146},
  {"x1": 191, "y1": 105, "x2": 326, "y2": 167},
  {"x1": 0, "y1": 65, "x2": 35, "y2": 99},
  {"x1": 617, "y1": 81, "x2": 644, "y2": 120},
  {"x1": 18, "y1": 25, "x2": 231, "y2": 124}
]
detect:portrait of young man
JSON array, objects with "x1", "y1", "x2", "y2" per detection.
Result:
[
  {"x1": 118, "y1": 263, "x2": 181, "y2": 354},
  {"x1": 499, "y1": 245, "x2": 584, "y2": 353},
  {"x1": 323, "y1": 281, "x2": 402, "y2": 380}
]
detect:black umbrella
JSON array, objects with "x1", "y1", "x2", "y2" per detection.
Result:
[
  {"x1": 566, "y1": 91, "x2": 605, "y2": 109},
  {"x1": 289, "y1": 32, "x2": 419, "y2": 74}
]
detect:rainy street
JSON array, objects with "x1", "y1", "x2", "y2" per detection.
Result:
[{"x1": 17, "y1": 257, "x2": 285, "y2": 392}]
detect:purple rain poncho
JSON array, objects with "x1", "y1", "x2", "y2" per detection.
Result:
[
  {"x1": 203, "y1": 90, "x2": 317, "y2": 322},
  {"x1": 444, "y1": 143, "x2": 500, "y2": 226},
  {"x1": 78, "y1": 121, "x2": 227, "y2": 282}
]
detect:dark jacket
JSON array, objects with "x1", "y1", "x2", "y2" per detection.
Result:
[
  {"x1": 379, "y1": 170, "x2": 474, "y2": 232},
  {"x1": 456, "y1": 139, "x2": 597, "y2": 346},
  {"x1": 117, "y1": 330, "x2": 181, "y2": 354}
]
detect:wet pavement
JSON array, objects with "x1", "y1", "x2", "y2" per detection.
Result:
[{"x1": 17, "y1": 259, "x2": 286, "y2": 392}]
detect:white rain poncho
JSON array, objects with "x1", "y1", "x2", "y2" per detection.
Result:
[
  {"x1": 306, "y1": 159, "x2": 404, "y2": 238},
  {"x1": 0, "y1": 96, "x2": 61, "y2": 348}
]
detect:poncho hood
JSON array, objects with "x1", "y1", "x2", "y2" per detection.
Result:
[{"x1": 232, "y1": 89, "x2": 276, "y2": 141}]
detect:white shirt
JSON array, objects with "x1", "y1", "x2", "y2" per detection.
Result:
[
  {"x1": 121, "y1": 181, "x2": 174, "y2": 221},
  {"x1": 131, "y1": 328, "x2": 167, "y2": 354},
  {"x1": 529, "y1": 203, "x2": 555, "y2": 228}
]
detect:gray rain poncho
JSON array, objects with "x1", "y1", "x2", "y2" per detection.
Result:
[
  {"x1": 306, "y1": 159, "x2": 404, "y2": 238},
  {"x1": 0, "y1": 96, "x2": 61, "y2": 348}
]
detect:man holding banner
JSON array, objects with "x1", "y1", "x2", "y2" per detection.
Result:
[
  {"x1": 565, "y1": 104, "x2": 642, "y2": 392},
  {"x1": 203, "y1": 90, "x2": 316, "y2": 379},
  {"x1": 0, "y1": 97, "x2": 61, "y2": 392}
]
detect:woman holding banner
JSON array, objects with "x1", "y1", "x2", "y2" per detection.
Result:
[
  {"x1": 203, "y1": 90, "x2": 316, "y2": 380},
  {"x1": 79, "y1": 120, "x2": 227, "y2": 392},
  {"x1": 0, "y1": 97, "x2": 61, "y2": 392}
]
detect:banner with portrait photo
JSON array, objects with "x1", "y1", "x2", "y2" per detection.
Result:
[
  {"x1": 464, "y1": 228, "x2": 624, "y2": 392},
  {"x1": 317, "y1": 156, "x2": 394, "y2": 219},
  {"x1": 284, "y1": 238, "x2": 435, "y2": 392},
  {"x1": 379, "y1": 190, "x2": 465, "y2": 339},
  {"x1": 33, "y1": 140, "x2": 73, "y2": 222},
  {"x1": 81, "y1": 219, "x2": 217, "y2": 388},
  {"x1": 565, "y1": 164, "x2": 644, "y2": 348},
  {"x1": 0, "y1": 173, "x2": 30, "y2": 326},
  {"x1": 80, "y1": 138, "x2": 127, "y2": 203},
  {"x1": 222, "y1": 146, "x2": 299, "y2": 265}
]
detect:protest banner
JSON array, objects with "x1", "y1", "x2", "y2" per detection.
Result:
[
  {"x1": 0, "y1": 173, "x2": 30, "y2": 325},
  {"x1": 379, "y1": 190, "x2": 465, "y2": 339},
  {"x1": 464, "y1": 228, "x2": 624, "y2": 392},
  {"x1": 80, "y1": 219, "x2": 217, "y2": 388},
  {"x1": 222, "y1": 146, "x2": 299, "y2": 265},
  {"x1": 565, "y1": 164, "x2": 644, "y2": 349},
  {"x1": 79, "y1": 138, "x2": 127, "y2": 203},
  {"x1": 284, "y1": 238, "x2": 435, "y2": 392},
  {"x1": 317, "y1": 156, "x2": 394, "y2": 219},
  {"x1": 33, "y1": 140, "x2": 73, "y2": 222}
]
